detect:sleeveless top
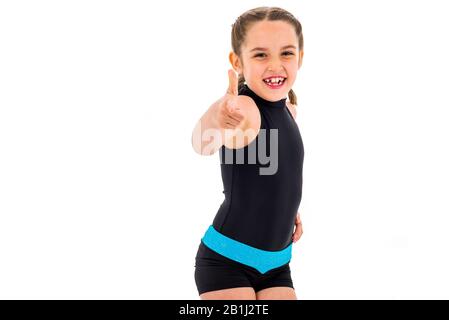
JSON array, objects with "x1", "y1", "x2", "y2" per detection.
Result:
[{"x1": 211, "y1": 84, "x2": 305, "y2": 251}]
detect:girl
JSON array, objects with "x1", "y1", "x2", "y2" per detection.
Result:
[{"x1": 191, "y1": 6, "x2": 305, "y2": 300}]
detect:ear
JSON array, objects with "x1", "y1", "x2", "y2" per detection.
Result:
[
  {"x1": 229, "y1": 51, "x2": 242, "y2": 74},
  {"x1": 298, "y1": 50, "x2": 304, "y2": 69}
]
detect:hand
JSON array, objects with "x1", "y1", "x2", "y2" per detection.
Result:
[
  {"x1": 215, "y1": 69, "x2": 245, "y2": 129},
  {"x1": 292, "y1": 212, "x2": 303, "y2": 243},
  {"x1": 214, "y1": 69, "x2": 260, "y2": 149}
]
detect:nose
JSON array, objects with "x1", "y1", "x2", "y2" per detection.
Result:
[{"x1": 267, "y1": 57, "x2": 284, "y2": 73}]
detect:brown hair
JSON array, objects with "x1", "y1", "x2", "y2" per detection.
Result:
[{"x1": 231, "y1": 6, "x2": 304, "y2": 105}]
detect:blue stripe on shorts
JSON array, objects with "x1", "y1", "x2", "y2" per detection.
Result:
[{"x1": 201, "y1": 225, "x2": 292, "y2": 274}]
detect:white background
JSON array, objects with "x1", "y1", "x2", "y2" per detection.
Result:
[{"x1": 1, "y1": 0, "x2": 448, "y2": 299}]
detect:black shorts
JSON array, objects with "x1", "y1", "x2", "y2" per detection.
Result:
[{"x1": 194, "y1": 240, "x2": 294, "y2": 295}]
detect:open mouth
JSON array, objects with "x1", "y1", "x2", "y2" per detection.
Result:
[{"x1": 263, "y1": 77, "x2": 286, "y2": 89}]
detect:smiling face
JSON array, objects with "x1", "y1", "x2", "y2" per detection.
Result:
[{"x1": 229, "y1": 20, "x2": 304, "y2": 102}]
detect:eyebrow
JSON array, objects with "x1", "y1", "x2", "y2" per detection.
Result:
[{"x1": 249, "y1": 45, "x2": 297, "y2": 52}]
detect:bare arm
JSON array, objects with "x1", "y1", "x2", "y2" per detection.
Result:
[{"x1": 191, "y1": 97, "x2": 226, "y2": 156}]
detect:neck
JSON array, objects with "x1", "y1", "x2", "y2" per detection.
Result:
[{"x1": 239, "y1": 84, "x2": 287, "y2": 108}]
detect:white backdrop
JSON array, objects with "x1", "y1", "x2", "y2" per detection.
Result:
[{"x1": 1, "y1": 0, "x2": 448, "y2": 299}]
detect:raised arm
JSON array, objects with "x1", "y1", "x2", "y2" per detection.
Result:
[
  {"x1": 191, "y1": 96, "x2": 228, "y2": 156},
  {"x1": 191, "y1": 70, "x2": 260, "y2": 156}
]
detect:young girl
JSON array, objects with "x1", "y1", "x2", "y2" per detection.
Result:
[{"x1": 191, "y1": 6, "x2": 305, "y2": 300}]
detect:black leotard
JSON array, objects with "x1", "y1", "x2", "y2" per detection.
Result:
[{"x1": 212, "y1": 83, "x2": 304, "y2": 251}]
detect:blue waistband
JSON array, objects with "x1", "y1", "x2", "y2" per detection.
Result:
[{"x1": 201, "y1": 225, "x2": 292, "y2": 274}]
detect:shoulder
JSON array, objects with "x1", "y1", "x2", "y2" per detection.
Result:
[{"x1": 286, "y1": 101, "x2": 297, "y2": 119}]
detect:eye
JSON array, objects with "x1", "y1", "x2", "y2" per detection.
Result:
[{"x1": 254, "y1": 52, "x2": 294, "y2": 58}]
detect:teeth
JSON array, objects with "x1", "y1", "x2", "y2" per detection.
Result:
[{"x1": 264, "y1": 77, "x2": 285, "y2": 85}]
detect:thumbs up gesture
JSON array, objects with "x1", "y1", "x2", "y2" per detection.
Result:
[
  {"x1": 215, "y1": 69, "x2": 261, "y2": 149},
  {"x1": 215, "y1": 69, "x2": 245, "y2": 130}
]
